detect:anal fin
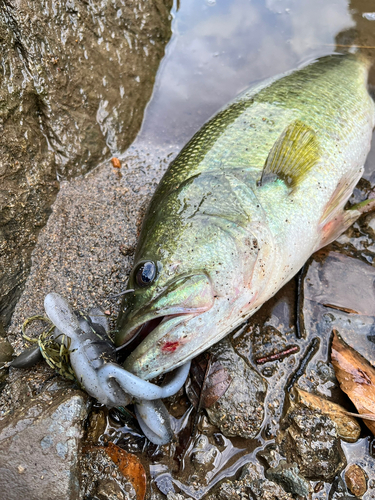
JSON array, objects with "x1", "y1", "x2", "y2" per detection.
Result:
[
  {"x1": 318, "y1": 208, "x2": 361, "y2": 249},
  {"x1": 318, "y1": 172, "x2": 375, "y2": 249}
]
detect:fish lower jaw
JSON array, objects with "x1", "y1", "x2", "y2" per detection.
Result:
[{"x1": 119, "y1": 312, "x2": 198, "y2": 369}]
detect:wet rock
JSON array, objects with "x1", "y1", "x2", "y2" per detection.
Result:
[
  {"x1": 197, "y1": 415, "x2": 219, "y2": 435},
  {"x1": 0, "y1": 337, "x2": 13, "y2": 365},
  {"x1": 277, "y1": 404, "x2": 346, "y2": 481},
  {"x1": 292, "y1": 387, "x2": 361, "y2": 442},
  {"x1": 232, "y1": 279, "x2": 303, "y2": 430},
  {"x1": 265, "y1": 460, "x2": 310, "y2": 497},
  {"x1": 167, "y1": 493, "x2": 194, "y2": 500},
  {"x1": 209, "y1": 462, "x2": 293, "y2": 500},
  {"x1": 344, "y1": 464, "x2": 367, "y2": 497},
  {"x1": 0, "y1": 358, "x2": 70, "y2": 416},
  {"x1": 205, "y1": 339, "x2": 267, "y2": 439},
  {"x1": 0, "y1": 387, "x2": 89, "y2": 500},
  {"x1": 0, "y1": 0, "x2": 173, "y2": 326},
  {"x1": 95, "y1": 479, "x2": 128, "y2": 500},
  {"x1": 328, "y1": 476, "x2": 353, "y2": 500},
  {"x1": 191, "y1": 435, "x2": 219, "y2": 470},
  {"x1": 85, "y1": 408, "x2": 107, "y2": 444}
]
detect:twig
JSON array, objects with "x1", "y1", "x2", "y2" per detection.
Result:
[
  {"x1": 286, "y1": 337, "x2": 320, "y2": 392},
  {"x1": 255, "y1": 345, "x2": 299, "y2": 364},
  {"x1": 295, "y1": 263, "x2": 306, "y2": 339},
  {"x1": 191, "y1": 354, "x2": 212, "y2": 438}
]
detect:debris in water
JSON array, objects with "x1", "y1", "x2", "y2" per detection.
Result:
[
  {"x1": 185, "y1": 352, "x2": 232, "y2": 409},
  {"x1": 255, "y1": 345, "x2": 299, "y2": 365},
  {"x1": 344, "y1": 464, "x2": 367, "y2": 497},
  {"x1": 331, "y1": 329, "x2": 375, "y2": 435},
  {"x1": 104, "y1": 442, "x2": 146, "y2": 500},
  {"x1": 290, "y1": 387, "x2": 361, "y2": 442},
  {"x1": 111, "y1": 157, "x2": 122, "y2": 168}
]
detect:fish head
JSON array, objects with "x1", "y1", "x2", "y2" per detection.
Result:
[{"x1": 116, "y1": 174, "x2": 263, "y2": 379}]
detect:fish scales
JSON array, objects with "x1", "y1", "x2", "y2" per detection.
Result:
[{"x1": 117, "y1": 54, "x2": 375, "y2": 380}]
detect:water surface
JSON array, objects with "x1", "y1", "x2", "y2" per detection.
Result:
[{"x1": 138, "y1": 0, "x2": 358, "y2": 149}]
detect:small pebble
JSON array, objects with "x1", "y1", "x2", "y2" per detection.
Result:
[
  {"x1": 345, "y1": 464, "x2": 367, "y2": 497},
  {"x1": 314, "y1": 481, "x2": 324, "y2": 493}
]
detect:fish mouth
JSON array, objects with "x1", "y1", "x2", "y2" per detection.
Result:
[
  {"x1": 115, "y1": 272, "x2": 215, "y2": 361},
  {"x1": 116, "y1": 313, "x2": 194, "y2": 359}
]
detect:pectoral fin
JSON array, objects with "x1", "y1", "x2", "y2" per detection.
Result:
[{"x1": 258, "y1": 120, "x2": 320, "y2": 190}]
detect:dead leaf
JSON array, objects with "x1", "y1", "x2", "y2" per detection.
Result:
[
  {"x1": 111, "y1": 157, "x2": 121, "y2": 168},
  {"x1": 292, "y1": 387, "x2": 361, "y2": 442},
  {"x1": 105, "y1": 442, "x2": 146, "y2": 500},
  {"x1": 185, "y1": 352, "x2": 232, "y2": 409},
  {"x1": 331, "y1": 329, "x2": 375, "y2": 435}
]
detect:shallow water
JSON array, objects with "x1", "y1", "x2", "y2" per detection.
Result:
[{"x1": 138, "y1": 0, "x2": 364, "y2": 148}]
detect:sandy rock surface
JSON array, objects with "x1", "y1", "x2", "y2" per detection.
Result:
[{"x1": 0, "y1": 383, "x2": 88, "y2": 500}]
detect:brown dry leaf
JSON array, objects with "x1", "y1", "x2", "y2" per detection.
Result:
[
  {"x1": 105, "y1": 441, "x2": 146, "y2": 500},
  {"x1": 111, "y1": 157, "x2": 121, "y2": 168},
  {"x1": 331, "y1": 329, "x2": 375, "y2": 435},
  {"x1": 185, "y1": 352, "x2": 232, "y2": 408},
  {"x1": 293, "y1": 387, "x2": 361, "y2": 442}
]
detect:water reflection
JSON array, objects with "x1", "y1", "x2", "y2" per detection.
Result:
[{"x1": 138, "y1": 0, "x2": 354, "y2": 148}]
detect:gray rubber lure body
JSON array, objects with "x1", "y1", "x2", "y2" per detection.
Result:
[
  {"x1": 10, "y1": 346, "x2": 43, "y2": 368},
  {"x1": 43, "y1": 292, "x2": 190, "y2": 444}
]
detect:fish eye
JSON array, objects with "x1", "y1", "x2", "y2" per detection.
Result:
[{"x1": 135, "y1": 261, "x2": 157, "y2": 287}]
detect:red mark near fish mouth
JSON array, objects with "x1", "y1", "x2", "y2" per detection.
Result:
[{"x1": 162, "y1": 341, "x2": 180, "y2": 353}]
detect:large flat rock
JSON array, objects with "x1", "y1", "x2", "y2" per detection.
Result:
[{"x1": 0, "y1": 384, "x2": 89, "y2": 500}]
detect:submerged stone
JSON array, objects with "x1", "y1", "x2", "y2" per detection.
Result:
[
  {"x1": 277, "y1": 404, "x2": 346, "y2": 481},
  {"x1": 205, "y1": 339, "x2": 267, "y2": 439},
  {"x1": 345, "y1": 464, "x2": 367, "y2": 497},
  {"x1": 265, "y1": 460, "x2": 310, "y2": 497},
  {"x1": 208, "y1": 463, "x2": 294, "y2": 500}
]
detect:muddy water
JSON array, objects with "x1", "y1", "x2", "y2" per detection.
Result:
[{"x1": 3, "y1": 0, "x2": 375, "y2": 498}]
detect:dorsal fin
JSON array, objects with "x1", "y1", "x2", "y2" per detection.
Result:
[{"x1": 258, "y1": 120, "x2": 320, "y2": 189}]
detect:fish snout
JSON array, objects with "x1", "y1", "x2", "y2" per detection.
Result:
[{"x1": 115, "y1": 272, "x2": 215, "y2": 352}]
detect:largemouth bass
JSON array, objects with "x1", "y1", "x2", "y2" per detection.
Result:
[{"x1": 117, "y1": 54, "x2": 375, "y2": 380}]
